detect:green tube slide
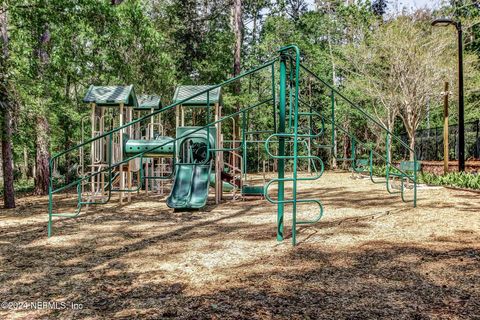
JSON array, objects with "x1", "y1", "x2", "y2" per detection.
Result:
[
  {"x1": 124, "y1": 136, "x2": 174, "y2": 158},
  {"x1": 209, "y1": 174, "x2": 235, "y2": 192},
  {"x1": 103, "y1": 171, "x2": 120, "y2": 191}
]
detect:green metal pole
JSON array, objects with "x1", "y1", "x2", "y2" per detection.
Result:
[
  {"x1": 309, "y1": 102, "x2": 313, "y2": 172},
  {"x1": 288, "y1": 58, "x2": 293, "y2": 129},
  {"x1": 386, "y1": 132, "x2": 390, "y2": 187},
  {"x1": 413, "y1": 154, "x2": 417, "y2": 207},
  {"x1": 206, "y1": 90, "x2": 210, "y2": 159},
  {"x1": 290, "y1": 51, "x2": 300, "y2": 246},
  {"x1": 330, "y1": 90, "x2": 335, "y2": 164},
  {"x1": 277, "y1": 55, "x2": 287, "y2": 241},
  {"x1": 47, "y1": 159, "x2": 53, "y2": 237},
  {"x1": 272, "y1": 63, "x2": 277, "y2": 133},
  {"x1": 242, "y1": 111, "x2": 247, "y2": 177}
]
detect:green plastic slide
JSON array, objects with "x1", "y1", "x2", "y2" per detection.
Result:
[
  {"x1": 209, "y1": 174, "x2": 235, "y2": 192},
  {"x1": 166, "y1": 163, "x2": 212, "y2": 209},
  {"x1": 103, "y1": 171, "x2": 120, "y2": 191}
]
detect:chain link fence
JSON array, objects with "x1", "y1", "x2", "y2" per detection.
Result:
[{"x1": 399, "y1": 120, "x2": 480, "y2": 161}]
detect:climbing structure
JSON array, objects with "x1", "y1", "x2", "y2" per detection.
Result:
[
  {"x1": 48, "y1": 45, "x2": 418, "y2": 245},
  {"x1": 133, "y1": 94, "x2": 173, "y2": 196},
  {"x1": 81, "y1": 85, "x2": 141, "y2": 205}
]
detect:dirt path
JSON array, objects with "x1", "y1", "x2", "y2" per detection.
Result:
[{"x1": 0, "y1": 172, "x2": 479, "y2": 319}]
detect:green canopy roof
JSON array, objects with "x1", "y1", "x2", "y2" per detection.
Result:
[
  {"x1": 136, "y1": 95, "x2": 162, "y2": 110},
  {"x1": 83, "y1": 85, "x2": 138, "y2": 108},
  {"x1": 173, "y1": 85, "x2": 221, "y2": 106}
]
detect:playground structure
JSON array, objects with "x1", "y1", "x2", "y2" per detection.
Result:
[
  {"x1": 81, "y1": 85, "x2": 140, "y2": 205},
  {"x1": 48, "y1": 45, "x2": 419, "y2": 245},
  {"x1": 80, "y1": 86, "x2": 171, "y2": 204},
  {"x1": 135, "y1": 94, "x2": 171, "y2": 196}
]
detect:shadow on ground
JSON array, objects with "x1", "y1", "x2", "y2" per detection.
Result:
[{"x1": 0, "y1": 173, "x2": 479, "y2": 319}]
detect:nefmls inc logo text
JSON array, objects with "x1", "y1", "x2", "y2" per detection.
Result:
[{"x1": 1, "y1": 301, "x2": 83, "y2": 310}]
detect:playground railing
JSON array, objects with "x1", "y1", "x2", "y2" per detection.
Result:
[{"x1": 298, "y1": 63, "x2": 418, "y2": 207}]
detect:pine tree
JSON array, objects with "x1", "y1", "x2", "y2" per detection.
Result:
[
  {"x1": 371, "y1": 0, "x2": 388, "y2": 17},
  {"x1": 0, "y1": 2, "x2": 16, "y2": 208}
]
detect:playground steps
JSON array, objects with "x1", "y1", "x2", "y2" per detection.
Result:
[{"x1": 221, "y1": 171, "x2": 241, "y2": 188}]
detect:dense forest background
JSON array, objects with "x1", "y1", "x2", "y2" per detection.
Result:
[{"x1": 1, "y1": 0, "x2": 480, "y2": 208}]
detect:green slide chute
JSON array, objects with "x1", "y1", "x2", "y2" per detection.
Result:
[
  {"x1": 166, "y1": 164, "x2": 212, "y2": 209},
  {"x1": 209, "y1": 174, "x2": 235, "y2": 192}
]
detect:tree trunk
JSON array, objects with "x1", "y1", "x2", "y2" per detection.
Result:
[
  {"x1": 408, "y1": 132, "x2": 415, "y2": 161},
  {"x1": 342, "y1": 131, "x2": 349, "y2": 170},
  {"x1": 33, "y1": 24, "x2": 51, "y2": 195},
  {"x1": 232, "y1": 0, "x2": 242, "y2": 169},
  {"x1": 248, "y1": 6, "x2": 258, "y2": 94},
  {"x1": 326, "y1": 13, "x2": 337, "y2": 168},
  {"x1": 1, "y1": 108, "x2": 15, "y2": 208},
  {"x1": 233, "y1": 0, "x2": 242, "y2": 85},
  {"x1": 22, "y1": 146, "x2": 28, "y2": 179},
  {"x1": 34, "y1": 115, "x2": 50, "y2": 195},
  {"x1": 63, "y1": 79, "x2": 72, "y2": 185},
  {"x1": 0, "y1": 3, "x2": 15, "y2": 208}
]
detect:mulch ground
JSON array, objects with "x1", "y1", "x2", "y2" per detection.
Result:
[{"x1": 0, "y1": 171, "x2": 479, "y2": 319}]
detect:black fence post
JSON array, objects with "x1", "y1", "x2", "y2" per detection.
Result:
[
  {"x1": 474, "y1": 119, "x2": 480, "y2": 158},
  {"x1": 408, "y1": 120, "x2": 479, "y2": 162}
]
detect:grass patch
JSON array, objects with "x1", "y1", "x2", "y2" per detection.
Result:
[
  {"x1": 370, "y1": 165, "x2": 480, "y2": 190},
  {"x1": 420, "y1": 171, "x2": 480, "y2": 190}
]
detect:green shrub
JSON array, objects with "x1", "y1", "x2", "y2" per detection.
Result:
[
  {"x1": 371, "y1": 164, "x2": 387, "y2": 177},
  {"x1": 369, "y1": 164, "x2": 480, "y2": 190},
  {"x1": 420, "y1": 172, "x2": 480, "y2": 190},
  {"x1": 0, "y1": 179, "x2": 35, "y2": 196}
]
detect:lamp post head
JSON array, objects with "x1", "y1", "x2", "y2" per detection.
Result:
[{"x1": 432, "y1": 18, "x2": 460, "y2": 30}]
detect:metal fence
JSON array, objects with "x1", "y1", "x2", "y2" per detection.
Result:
[{"x1": 399, "y1": 120, "x2": 480, "y2": 161}]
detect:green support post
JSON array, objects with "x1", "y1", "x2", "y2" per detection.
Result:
[
  {"x1": 206, "y1": 90, "x2": 210, "y2": 158},
  {"x1": 242, "y1": 111, "x2": 247, "y2": 177},
  {"x1": 413, "y1": 155, "x2": 417, "y2": 207},
  {"x1": 330, "y1": 90, "x2": 335, "y2": 165},
  {"x1": 277, "y1": 55, "x2": 287, "y2": 241},
  {"x1": 309, "y1": 102, "x2": 313, "y2": 173},
  {"x1": 272, "y1": 63, "x2": 277, "y2": 133},
  {"x1": 290, "y1": 51, "x2": 300, "y2": 246},
  {"x1": 47, "y1": 160, "x2": 53, "y2": 237},
  {"x1": 288, "y1": 58, "x2": 294, "y2": 129}
]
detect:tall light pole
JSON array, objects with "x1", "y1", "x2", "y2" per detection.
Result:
[{"x1": 432, "y1": 18, "x2": 465, "y2": 172}]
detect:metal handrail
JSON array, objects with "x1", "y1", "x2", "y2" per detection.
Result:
[
  {"x1": 299, "y1": 63, "x2": 416, "y2": 156},
  {"x1": 300, "y1": 63, "x2": 417, "y2": 206},
  {"x1": 49, "y1": 58, "x2": 277, "y2": 164}
]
